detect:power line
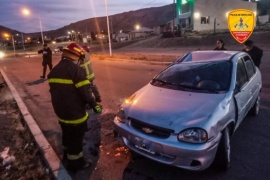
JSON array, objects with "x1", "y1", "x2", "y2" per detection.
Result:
[{"x1": 139, "y1": 0, "x2": 158, "y2": 9}]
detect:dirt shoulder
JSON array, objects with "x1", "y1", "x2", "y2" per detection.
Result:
[{"x1": 0, "y1": 76, "x2": 53, "y2": 179}]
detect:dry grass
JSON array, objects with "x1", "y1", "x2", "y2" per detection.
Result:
[{"x1": 0, "y1": 83, "x2": 53, "y2": 180}]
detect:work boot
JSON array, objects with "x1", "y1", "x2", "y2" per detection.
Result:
[
  {"x1": 82, "y1": 159, "x2": 92, "y2": 168},
  {"x1": 66, "y1": 159, "x2": 92, "y2": 173}
]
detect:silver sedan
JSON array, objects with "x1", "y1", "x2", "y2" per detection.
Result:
[{"x1": 114, "y1": 51, "x2": 262, "y2": 171}]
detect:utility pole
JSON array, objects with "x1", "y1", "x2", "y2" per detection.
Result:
[
  {"x1": 39, "y1": 15, "x2": 44, "y2": 45},
  {"x1": 214, "y1": 18, "x2": 216, "y2": 35},
  {"x1": 105, "y1": 0, "x2": 112, "y2": 56},
  {"x1": 173, "y1": 0, "x2": 176, "y2": 35},
  {"x1": 21, "y1": 32, "x2": 25, "y2": 50}
]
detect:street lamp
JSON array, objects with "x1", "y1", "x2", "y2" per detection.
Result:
[
  {"x1": 3, "y1": 33, "x2": 10, "y2": 51},
  {"x1": 68, "y1": 31, "x2": 75, "y2": 41},
  {"x1": 105, "y1": 0, "x2": 112, "y2": 56},
  {"x1": 72, "y1": 30, "x2": 76, "y2": 41},
  {"x1": 21, "y1": 32, "x2": 25, "y2": 50},
  {"x1": 11, "y1": 34, "x2": 19, "y2": 57},
  {"x1": 39, "y1": 15, "x2": 44, "y2": 44},
  {"x1": 22, "y1": 8, "x2": 44, "y2": 45}
]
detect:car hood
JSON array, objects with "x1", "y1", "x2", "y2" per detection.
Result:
[{"x1": 125, "y1": 84, "x2": 226, "y2": 132}]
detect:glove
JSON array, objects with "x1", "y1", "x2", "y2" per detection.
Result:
[{"x1": 93, "y1": 105, "x2": 102, "y2": 114}]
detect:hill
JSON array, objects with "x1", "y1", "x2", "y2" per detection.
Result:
[
  {"x1": 0, "y1": 25, "x2": 22, "y2": 38},
  {"x1": 26, "y1": 4, "x2": 174, "y2": 39}
]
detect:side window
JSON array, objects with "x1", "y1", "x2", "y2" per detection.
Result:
[
  {"x1": 243, "y1": 56, "x2": 255, "y2": 79},
  {"x1": 201, "y1": 16, "x2": 210, "y2": 24},
  {"x1": 236, "y1": 58, "x2": 248, "y2": 87}
]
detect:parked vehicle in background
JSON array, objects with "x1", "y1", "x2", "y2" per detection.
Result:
[
  {"x1": 53, "y1": 46, "x2": 63, "y2": 53},
  {"x1": 82, "y1": 45, "x2": 90, "y2": 53},
  {"x1": 114, "y1": 51, "x2": 262, "y2": 171}
]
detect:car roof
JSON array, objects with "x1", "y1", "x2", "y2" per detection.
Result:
[{"x1": 182, "y1": 50, "x2": 241, "y2": 63}]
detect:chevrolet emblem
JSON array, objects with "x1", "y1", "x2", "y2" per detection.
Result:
[{"x1": 142, "y1": 127, "x2": 153, "y2": 134}]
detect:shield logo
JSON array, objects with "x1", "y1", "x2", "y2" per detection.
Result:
[{"x1": 228, "y1": 9, "x2": 255, "y2": 43}]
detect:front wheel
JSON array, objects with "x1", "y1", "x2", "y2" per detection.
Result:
[
  {"x1": 129, "y1": 150, "x2": 144, "y2": 161},
  {"x1": 213, "y1": 127, "x2": 231, "y2": 171}
]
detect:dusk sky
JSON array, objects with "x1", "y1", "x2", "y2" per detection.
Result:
[{"x1": 0, "y1": 0, "x2": 172, "y2": 33}]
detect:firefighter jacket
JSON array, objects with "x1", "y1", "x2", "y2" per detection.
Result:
[
  {"x1": 78, "y1": 52, "x2": 95, "y2": 81},
  {"x1": 48, "y1": 57, "x2": 97, "y2": 124}
]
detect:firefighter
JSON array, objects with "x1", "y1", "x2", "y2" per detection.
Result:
[
  {"x1": 78, "y1": 51, "x2": 102, "y2": 102},
  {"x1": 47, "y1": 42, "x2": 102, "y2": 172}
]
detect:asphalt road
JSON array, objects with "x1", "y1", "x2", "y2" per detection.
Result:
[{"x1": 0, "y1": 50, "x2": 270, "y2": 180}]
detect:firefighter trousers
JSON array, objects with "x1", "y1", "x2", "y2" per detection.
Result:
[
  {"x1": 60, "y1": 121, "x2": 88, "y2": 170},
  {"x1": 42, "y1": 62, "x2": 53, "y2": 77}
]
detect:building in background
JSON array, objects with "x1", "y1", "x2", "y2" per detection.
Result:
[
  {"x1": 129, "y1": 27, "x2": 154, "y2": 39},
  {"x1": 176, "y1": 0, "x2": 257, "y2": 32}
]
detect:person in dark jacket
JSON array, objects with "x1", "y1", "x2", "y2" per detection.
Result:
[
  {"x1": 38, "y1": 43, "x2": 53, "y2": 78},
  {"x1": 242, "y1": 40, "x2": 263, "y2": 68},
  {"x1": 214, "y1": 39, "x2": 227, "y2": 50},
  {"x1": 48, "y1": 42, "x2": 102, "y2": 172}
]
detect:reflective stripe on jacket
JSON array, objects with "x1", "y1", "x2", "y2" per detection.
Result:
[
  {"x1": 48, "y1": 58, "x2": 96, "y2": 124},
  {"x1": 79, "y1": 52, "x2": 95, "y2": 81},
  {"x1": 48, "y1": 78, "x2": 90, "y2": 88},
  {"x1": 79, "y1": 60, "x2": 95, "y2": 81},
  {"x1": 58, "y1": 112, "x2": 88, "y2": 124}
]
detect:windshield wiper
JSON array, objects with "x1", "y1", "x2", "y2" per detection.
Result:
[
  {"x1": 152, "y1": 78, "x2": 167, "y2": 84},
  {"x1": 152, "y1": 79, "x2": 180, "y2": 87},
  {"x1": 175, "y1": 84, "x2": 221, "y2": 93},
  {"x1": 152, "y1": 79, "x2": 174, "y2": 85}
]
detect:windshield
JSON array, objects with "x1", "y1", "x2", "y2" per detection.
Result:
[{"x1": 152, "y1": 61, "x2": 232, "y2": 93}]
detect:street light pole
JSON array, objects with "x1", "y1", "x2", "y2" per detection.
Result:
[
  {"x1": 22, "y1": 8, "x2": 44, "y2": 45},
  {"x1": 39, "y1": 15, "x2": 44, "y2": 45},
  {"x1": 21, "y1": 32, "x2": 25, "y2": 50},
  {"x1": 11, "y1": 35, "x2": 17, "y2": 57},
  {"x1": 105, "y1": 0, "x2": 112, "y2": 56}
]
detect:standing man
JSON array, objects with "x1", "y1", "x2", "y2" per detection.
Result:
[
  {"x1": 38, "y1": 43, "x2": 53, "y2": 78},
  {"x1": 242, "y1": 40, "x2": 263, "y2": 68},
  {"x1": 48, "y1": 42, "x2": 102, "y2": 172}
]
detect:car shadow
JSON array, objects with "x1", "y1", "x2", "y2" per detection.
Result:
[
  {"x1": 26, "y1": 79, "x2": 47, "y2": 86},
  {"x1": 122, "y1": 157, "x2": 225, "y2": 180}
]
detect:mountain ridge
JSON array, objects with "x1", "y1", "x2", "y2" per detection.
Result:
[{"x1": 0, "y1": 4, "x2": 174, "y2": 39}]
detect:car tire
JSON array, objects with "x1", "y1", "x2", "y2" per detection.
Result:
[
  {"x1": 249, "y1": 95, "x2": 260, "y2": 116},
  {"x1": 130, "y1": 150, "x2": 144, "y2": 161},
  {"x1": 213, "y1": 127, "x2": 231, "y2": 171}
]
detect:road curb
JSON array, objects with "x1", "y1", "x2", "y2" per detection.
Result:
[
  {"x1": 0, "y1": 68, "x2": 71, "y2": 180},
  {"x1": 92, "y1": 57, "x2": 173, "y2": 66}
]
